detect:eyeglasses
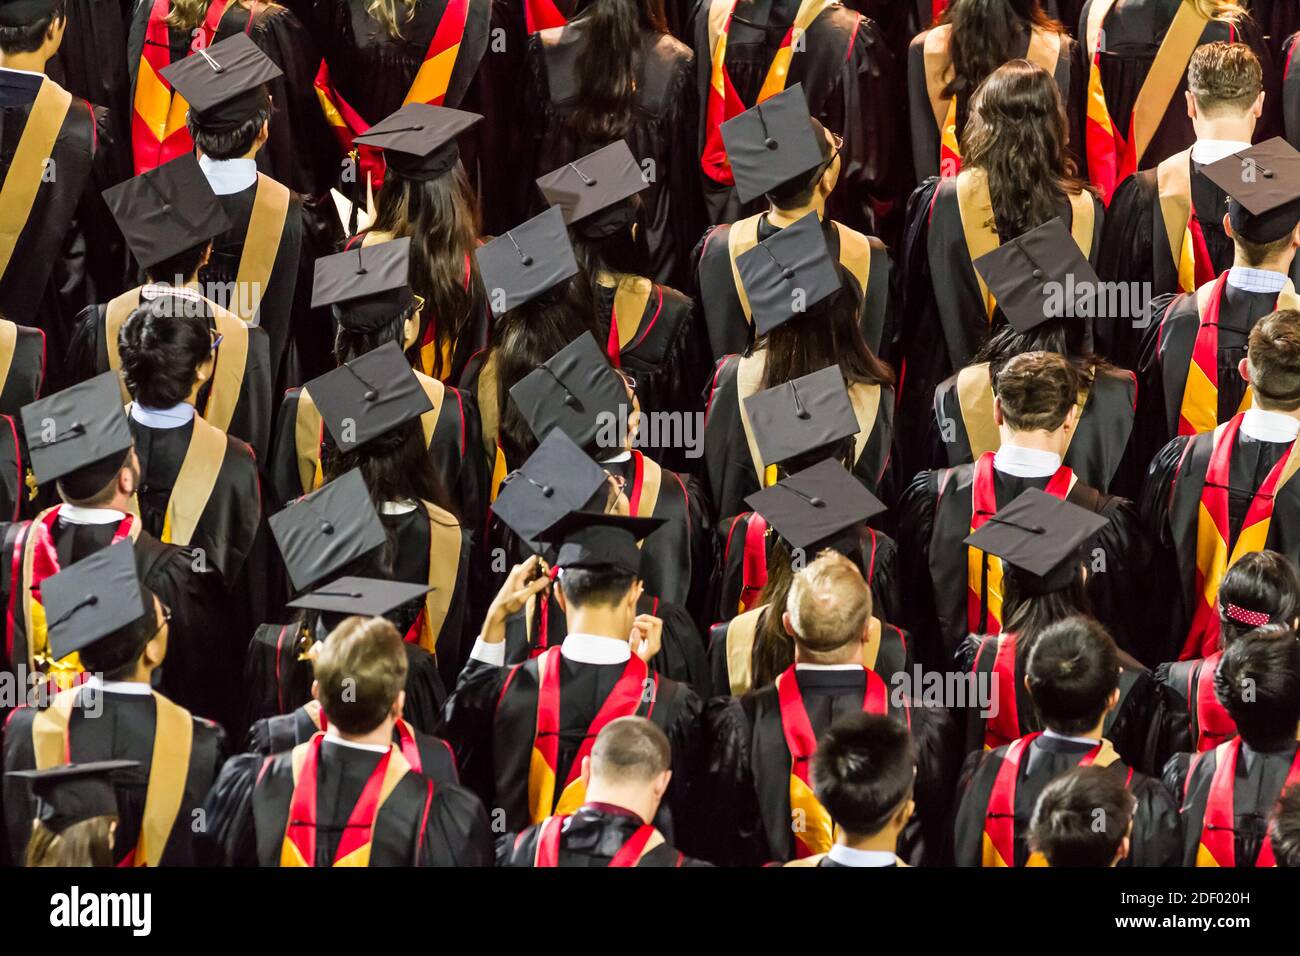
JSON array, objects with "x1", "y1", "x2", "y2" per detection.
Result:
[
  {"x1": 412, "y1": 294, "x2": 426, "y2": 313},
  {"x1": 151, "y1": 603, "x2": 173, "y2": 638}
]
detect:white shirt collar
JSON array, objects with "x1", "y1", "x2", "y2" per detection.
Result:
[
  {"x1": 826, "y1": 845, "x2": 898, "y2": 867},
  {"x1": 0, "y1": 66, "x2": 46, "y2": 79},
  {"x1": 796, "y1": 663, "x2": 864, "y2": 671},
  {"x1": 198, "y1": 155, "x2": 258, "y2": 196},
  {"x1": 80, "y1": 675, "x2": 152, "y2": 696},
  {"x1": 141, "y1": 283, "x2": 203, "y2": 302},
  {"x1": 1190, "y1": 139, "x2": 1253, "y2": 165},
  {"x1": 1042, "y1": 728, "x2": 1101, "y2": 746},
  {"x1": 992, "y1": 443, "x2": 1062, "y2": 478},
  {"x1": 599, "y1": 450, "x2": 632, "y2": 464},
  {"x1": 56, "y1": 504, "x2": 128, "y2": 526},
  {"x1": 1241, "y1": 407, "x2": 1300, "y2": 443},
  {"x1": 1226, "y1": 266, "x2": 1289, "y2": 294},
  {"x1": 130, "y1": 402, "x2": 195, "y2": 429},
  {"x1": 560, "y1": 632, "x2": 632, "y2": 665},
  {"x1": 322, "y1": 731, "x2": 392, "y2": 754},
  {"x1": 379, "y1": 500, "x2": 418, "y2": 515}
]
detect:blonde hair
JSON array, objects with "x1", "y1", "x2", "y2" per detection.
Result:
[
  {"x1": 1192, "y1": 0, "x2": 1246, "y2": 20},
  {"x1": 314, "y1": 616, "x2": 408, "y2": 733},
  {"x1": 367, "y1": 0, "x2": 418, "y2": 39},
  {"x1": 785, "y1": 551, "x2": 872, "y2": 656},
  {"x1": 25, "y1": 817, "x2": 116, "y2": 867}
]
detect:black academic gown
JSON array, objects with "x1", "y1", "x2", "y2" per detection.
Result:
[
  {"x1": 2, "y1": 685, "x2": 227, "y2": 866},
  {"x1": 0, "y1": 321, "x2": 44, "y2": 416},
  {"x1": 499, "y1": 802, "x2": 711, "y2": 866},
  {"x1": 1154, "y1": 653, "x2": 1237, "y2": 753},
  {"x1": 0, "y1": 417, "x2": 23, "y2": 523},
  {"x1": 1284, "y1": 30, "x2": 1300, "y2": 151},
  {"x1": 953, "y1": 733, "x2": 1183, "y2": 867}
]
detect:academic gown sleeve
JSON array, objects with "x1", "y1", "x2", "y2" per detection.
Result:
[
  {"x1": 688, "y1": 695, "x2": 769, "y2": 867},
  {"x1": 906, "y1": 33, "x2": 940, "y2": 184},
  {"x1": 1137, "y1": 435, "x2": 1194, "y2": 663},
  {"x1": 649, "y1": 599, "x2": 709, "y2": 695},
  {"x1": 402, "y1": 644, "x2": 448, "y2": 736},
  {"x1": 1107, "y1": 668, "x2": 1192, "y2": 776},
  {"x1": 437, "y1": 658, "x2": 509, "y2": 806},
  {"x1": 899, "y1": 703, "x2": 964, "y2": 867},
  {"x1": 197, "y1": 752, "x2": 263, "y2": 867},
  {"x1": 1085, "y1": 495, "x2": 1152, "y2": 656},
  {"x1": 1126, "y1": 772, "x2": 1184, "y2": 867},
  {"x1": 419, "y1": 780, "x2": 494, "y2": 866},
  {"x1": 896, "y1": 469, "x2": 944, "y2": 673},
  {"x1": 1096, "y1": 172, "x2": 1157, "y2": 367},
  {"x1": 64, "y1": 302, "x2": 107, "y2": 387}
]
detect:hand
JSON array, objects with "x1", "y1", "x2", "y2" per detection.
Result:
[
  {"x1": 630, "y1": 614, "x2": 663, "y2": 663},
  {"x1": 480, "y1": 555, "x2": 551, "y2": 645}
]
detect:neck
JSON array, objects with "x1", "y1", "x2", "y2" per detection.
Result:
[
  {"x1": 839, "y1": 827, "x2": 897, "y2": 854},
  {"x1": 1000, "y1": 428, "x2": 1066, "y2": 458},
  {"x1": 766, "y1": 200, "x2": 823, "y2": 228},
  {"x1": 64, "y1": 495, "x2": 131, "y2": 515},
  {"x1": 1193, "y1": 114, "x2": 1255, "y2": 145},
  {"x1": 566, "y1": 606, "x2": 631, "y2": 643},
  {"x1": 583, "y1": 782, "x2": 656, "y2": 826},
  {"x1": 112, "y1": 664, "x2": 152, "y2": 685},
  {"x1": 0, "y1": 50, "x2": 48, "y2": 74},
  {"x1": 1232, "y1": 250, "x2": 1296, "y2": 275},
  {"x1": 328, "y1": 716, "x2": 394, "y2": 749},
  {"x1": 793, "y1": 641, "x2": 862, "y2": 667},
  {"x1": 1049, "y1": 718, "x2": 1105, "y2": 741}
]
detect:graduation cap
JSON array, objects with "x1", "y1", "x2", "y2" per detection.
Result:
[
  {"x1": 287, "y1": 575, "x2": 432, "y2": 616},
  {"x1": 962, "y1": 488, "x2": 1109, "y2": 595},
  {"x1": 1200, "y1": 137, "x2": 1300, "y2": 244},
  {"x1": 312, "y1": 237, "x2": 415, "y2": 333},
  {"x1": 42, "y1": 540, "x2": 150, "y2": 663},
  {"x1": 720, "y1": 84, "x2": 827, "y2": 203},
  {"x1": 509, "y1": 332, "x2": 630, "y2": 455},
  {"x1": 353, "y1": 103, "x2": 483, "y2": 182},
  {"x1": 745, "y1": 458, "x2": 886, "y2": 554},
  {"x1": 743, "y1": 364, "x2": 858, "y2": 469},
  {"x1": 972, "y1": 217, "x2": 1102, "y2": 332},
  {"x1": 21, "y1": 372, "x2": 134, "y2": 496},
  {"x1": 306, "y1": 341, "x2": 431, "y2": 451},
  {"x1": 5, "y1": 760, "x2": 140, "y2": 833},
  {"x1": 537, "y1": 511, "x2": 665, "y2": 576},
  {"x1": 157, "y1": 33, "x2": 282, "y2": 132},
  {"x1": 492, "y1": 428, "x2": 610, "y2": 546},
  {"x1": 536, "y1": 140, "x2": 647, "y2": 239},
  {"x1": 736, "y1": 211, "x2": 843, "y2": 335},
  {"x1": 475, "y1": 206, "x2": 579, "y2": 317},
  {"x1": 269, "y1": 469, "x2": 387, "y2": 593},
  {"x1": 102, "y1": 155, "x2": 231, "y2": 272}
]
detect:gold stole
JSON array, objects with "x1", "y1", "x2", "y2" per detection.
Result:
[
  {"x1": 955, "y1": 362, "x2": 1091, "y2": 460},
  {"x1": 0, "y1": 319, "x2": 17, "y2": 395},
  {"x1": 127, "y1": 409, "x2": 227, "y2": 546},
  {"x1": 1156, "y1": 147, "x2": 1197, "y2": 292},
  {"x1": 597, "y1": 273, "x2": 654, "y2": 352},
  {"x1": 0, "y1": 77, "x2": 71, "y2": 280},
  {"x1": 725, "y1": 603, "x2": 768, "y2": 696},
  {"x1": 231, "y1": 174, "x2": 291, "y2": 324},
  {"x1": 33, "y1": 686, "x2": 193, "y2": 867},
  {"x1": 476, "y1": 351, "x2": 505, "y2": 499},
  {"x1": 416, "y1": 499, "x2": 462, "y2": 654}
]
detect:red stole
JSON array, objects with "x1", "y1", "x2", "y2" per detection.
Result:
[
  {"x1": 981, "y1": 632, "x2": 1021, "y2": 751},
  {"x1": 1192, "y1": 652, "x2": 1235, "y2": 752},
  {"x1": 532, "y1": 813, "x2": 659, "y2": 867}
]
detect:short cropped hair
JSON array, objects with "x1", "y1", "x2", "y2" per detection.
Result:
[
  {"x1": 1188, "y1": 42, "x2": 1262, "y2": 115},
  {"x1": 811, "y1": 713, "x2": 915, "y2": 836},
  {"x1": 589, "y1": 716, "x2": 671, "y2": 785},
  {"x1": 1028, "y1": 765, "x2": 1136, "y2": 867},
  {"x1": 312, "y1": 616, "x2": 408, "y2": 734},
  {"x1": 1247, "y1": 310, "x2": 1300, "y2": 411},
  {"x1": 556, "y1": 566, "x2": 637, "y2": 609},
  {"x1": 1215, "y1": 627, "x2": 1300, "y2": 751},
  {"x1": 785, "y1": 550, "x2": 872, "y2": 655},
  {"x1": 993, "y1": 351, "x2": 1079, "y2": 433},
  {"x1": 0, "y1": 0, "x2": 64, "y2": 55},
  {"x1": 1026, "y1": 616, "x2": 1120, "y2": 736}
]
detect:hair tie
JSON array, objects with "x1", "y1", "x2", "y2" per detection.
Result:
[{"x1": 1224, "y1": 603, "x2": 1272, "y2": 628}]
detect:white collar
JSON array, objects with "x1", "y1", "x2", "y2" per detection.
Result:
[
  {"x1": 0, "y1": 66, "x2": 46, "y2": 79},
  {"x1": 322, "y1": 731, "x2": 391, "y2": 754},
  {"x1": 130, "y1": 402, "x2": 195, "y2": 429},
  {"x1": 1226, "y1": 266, "x2": 1289, "y2": 294},
  {"x1": 80, "y1": 676, "x2": 152, "y2": 696},
  {"x1": 795, "y1": 663, "x2": 864, "y2": 671},
  {"x1": 56, "y1": 504, "x2": 128, "y2": 526},
  {"x1": 1190, "y1": 139, "x2": 1253, "y2": 165},
  {"x1": 561, "y1": 632, "x2": 632, "y2": 665},
  {"x1": 826, "y1": 845, "x2": 897, "y2": 867},
  {"x1": 379, "y1": 500, "x2": 418, "y2": 515},
  {"x1": 1241, "y1": 408, "x2": 1300, "y2": 443},
  {"x1": 141, "y1": 283, "x2": 203, "y2": 301},
  {"x1": 599, "y1": 450, "x2": 632, "y2": 464},
  {"x1": 1042, "y1": 728, "x2": 1101, "y2": 746},
  {"x1": 992, "y1": 443, "x2": 1062, "y2": 478},
  {"x1": 198, "y1": 155, "x2": 258, "y2": 196}
]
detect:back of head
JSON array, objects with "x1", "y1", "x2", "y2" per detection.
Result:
[
  {"x1": 118, "y1": 298, "x2": 212, "y2": 408},
  {"x1": 569, "y1": 0, "x2": 666, "y2": 143},
  {"x1": 24, "y1": 815, "x2": 116, "y2": 867},
  {"x1": 313, "y1": 616, "x2": 409, "y2": 734},
  {"x1": 1025, "y1": 615, "x2": 1119, "y2": 735},
  {"x1": 1188, "y1": 41, "x2": 1262, "y2": 117},
  {"x1": 785, "y1": 550, "x2": 871, "y2": 659},
  {"x1": 1246, "y1": 310, "x2": 1300, "y2": 412},
  {"x1": 764, "y1": 118, "x2": 834, "y2": 208},
  {"x1": 556, "y1": 565, "x2": 637, "y2": 611},
  {"x1": 0, "y1": 0, "x2": 65, "y2": 55},
  {"x1": 1215, "y1": 627, "x2": 1300, "y2": 751},
  {"x1": 1218, "y1": 551, "x2": 1300, "y2": 646},
  {"x1": 943, "y1": 0, "x2": 1057, "y2": 104},
  {"x1": 186, "y1": 90, "x2": 272, "y2": 161},
  {"x1": 1269, "y1": 785, "x2": 1300, "y2": 867},
  {"x1": 590, "y1": 716, "x2": 671, "y2": 787},
  {"x1": 811, "y1": 713, "x2": 916, "y2": 837},
  {"x1": 78, "y1": 584, "x2": 158, "y2": 681},
  {"x1": 1028, "y1": 765, "x2": 1135, "y2": 867},
  {"x1": 992, "y1": 349, "x2": 1079, "y2": 433}
]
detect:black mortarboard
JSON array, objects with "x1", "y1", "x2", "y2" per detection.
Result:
[
  {"x1": 736, "y1": 211, "x2": 842, "y2": 335},
  {"x1": 745, "y1": 458, "x2": 885, "y2": 553},
  {"x1": 962, "y1": 488, "x2": 1109, "y2": 595},
  {"x1": 158, "y1": 33, "x2": 282, "y2": 132},
  {"x1": 353, "y1": 103, "x2": 483, "y2": 181},
  {"x1": 509, "y1": 332, "x2": 629, "y2": 455},
  {"x1": 492, "y1": 428, "x2": 609, "y2": 545},
  {"x1": 536, "y1": 140, "x2": 647, "y2": 238},
  {"x1": 475, "y1": 207, "x2": 579, "y2": 317},
  {"x1": 312, "y1": 237, "x2": 415, "y2": 332},
  {"x1": 537, "y1": 511, "x2": 665, "y2": 575},
  {"x1": 720, "y1": 84, "x2": 826, "y2": 203},
  {"x1": 22, "y1": 372, "x2": 134, "y2": 494},
  {"x1": 43, "y1": 540, "x2": 150, "y2": 663},
  {"x1": 743, "y1": 365, "x2": 858, "y2": 469},
  {"x1": 101, "y1": 155, "x2": 230, "y2": 271},
  {"x1": 306, "y1": 341, "x2": 431, "y2": 451},
  {"x1": 6, "y1": 760, "x2": 139, "y2": 832},
  {"x1": 287, "y1": 575, "x2": 432, "y2": 616},
  {"x1": 1200, "y1": 137, "x2": 1300, "y2": 243},
  {"x1": 972, "y1": 217, "x2": 1102, "y2": 332},
  {"x1": 269, "y1": 469, "x2": 387, "y2": 593}
]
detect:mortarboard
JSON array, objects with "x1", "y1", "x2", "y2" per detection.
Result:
[
  {"x1": 508, "y1": 332, "x2": 630, "y2": 455},
  {"x1": 6, "y1": 760, "x2": 140, "y2": 832},
  {"x1": 972, "y1": 217, "x2": 1101, "y2": 332},
  {"x1": 537, "y1": 511, "x2": 665, "y2": 576},
  {"x1": 158, "y1": 33, "x2": 282, "y2": 132},
  {"x1": 1200, "y1": 137, "x2": 1300, "y2": 244},
  {"x1": 743, "y1": 364, "x2": 859, "y2": 469},
  {"x1": 962, "y1": 488, "x2": 1109, "y2": 595},
  {"x1": 312, "y1": 237, "x2": 415, "y2": 332},
  {"x1": 745, "y1": 458, "x2": 886, "y2": 554},
  {"x1": 42, "y1": 540, "x2": 150, "y2": 663},
  {"x1": 491, "y1": 428, "x2": 610, "y2": 546},
  {"x1": 269, "y1": 469, "x2": 387, "y2": 593},
  {"x1": 475, "y1": 207, "x2": 579, "y2": 317},
  {"x1": 736, "y1": 211, "x2": 843, "y2": 335},
  {"x1": 287, "y1": 575, "x2": 432, "y2": 616},
  {"x1": 353, "y1": 103, "x2": 483, "y2": 181},
  {"x1": 101, "y1": 155, "x2": 230, "y2": 271},
  {"x1": 0, "y1": 0, "x2": 56, "y2": 26},
  {"x1": 22, "y1": 372, "x2": 134, "y2": 495},
  {"x1": 306, "y1": 341, "x2": 431, "y2": 451},
  {"x1": 720, "y1": 84, "x2": 827, "y2": 203},
  {"x1": 536, "y1": 140, "x2": 647, "y2": 238}
]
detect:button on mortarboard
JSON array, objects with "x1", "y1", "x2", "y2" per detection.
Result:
[
  {"x1": 492, "y1": 428, "x2": 610, "y2": 546},
  {"x1": 742, "y1": 364, "x2": 860, "y2": 469},
  {"x1": 720, "y1": 84, "x2": 827, "y2": 203},
  {"x1": 353, "y1": 103, "x2": 483, "y2": 181},
  {"x1": 1200, "y1": 137, "x2": 1300, "y2": 243},
  {"x1": 287, "y1": 575, "x2": 433, "y2": 617},
  {"x1": 962, "y1": 487, "x2": 1109, "y2": 591},
  {"x1": 744, "y1": 458, "x2": 886, "y2": 553},
  {"x1": 269, "y1": 469, "x2": 388, "y2": 593},
  {"x1": 21, "y1": 372, "x2": 134, "y2": 486},
  {"x1": 158, "y1": 33, "x2": 283, "y2": 130},
  {"x1": 101, "y1": 155, "x2": 231, "y2": 271},
  {"x1": 305, "y1": 340, "x2": 432, "y2": 451},
  {"x1": 42, "y1": 540, "x2": 150, "y2": 662},
  {"x1": 508, "y1": 331, "x2": 630, "y2": 455},
  {"x1": 475, "y1": 206, "x2": 579, "y2": 317},
  {"x1": 536, "y1": 139, "x2": 648, "y2": 230},
  {"x1": 735, "y1": 211, "x2": 843, "y2": 335},
  {"x1": 972, "y1": 217, "x2": 1101, "y2": 333}
]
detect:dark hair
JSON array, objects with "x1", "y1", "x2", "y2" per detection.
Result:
[
  {"x1": 1218, "y1": 551, "x2": 1300, "y2": 647},
  {"x1": 571, "y1": 196, "x2": 650, "y2": 283},
  {"x1": 79, "y1": 585, "x2": 160, "y2": 680},
  {"x1": 1028, "y1": 765, "x2": 1135, "y2": 866},
  {"x1": 568, "y1": 0, "x2": 667, "y2": 143},
  {"x1": 975, "y1": 317, "x2": 1110, "y2": 387},
  {"x1": 313, "y1": 616, "x2": 408, "y2": 733},
  {"x1": 186, "y1": 97, "x2": 271, "y2": 161},
  {"x1": 1247, "y1": 310, "x2": 1300, "y2": 411},
  {"x1": 765, "y1": 119, "x2": 835, "y2": 208},
  {"x1": 1025, "y1": 615, "x2": 1119, "y2": 736},
  {"x1": 811, "y1": 713, "x2": 916, "y2": 836},
  {"x1": 557, "y1": 565, "x2": 637, "y2": 608},
  {"x1": 118, "y1": 300, "x2": 212, "y2": 408},
  {"x1": 1002, "y1": 561, "x2": 1092, "y2": 668},
  {"x1": 1188, "y1": 41, "x2": 1263, "y2": 115},
  {"x1": 0, "y1": 0, "x2": 64, "y2": 53},
  {"x1": 992, "y1": 349, "x2": 1080, "y2": 432},
  {"x1": 940, "y1": 0, "x2": 1059, "y2": 114},
  {"x1": 1215, "y1": 628, "x2": 1300, "y2": 751},
  {"x1": 332, "y1": 301, "x2": 422, "y2": 365},
  {"x1": 146, "y1": 240, "x2": 212, "y2": 286},
  {"x1": 322, "y1": 417, "x2": 454, "y2": 529},
  {"x1": 1269, "y1": 785, "x2": 1300, "y2": 867}
]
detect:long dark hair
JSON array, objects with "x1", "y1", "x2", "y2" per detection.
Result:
[
  {"x1": 1218, "y1": 551, "x2": 1300, "y2": 648},
  {"x1": 569, "y1": 0, "x2": 668, "y2": 143},
  {"x1": 940, "y1": 0, "x2": 1060, "y2": 110},
  {"x1": 370, "y1": 163, "x2": 482, "y2": 380},
  {"x1": 333, "y1": 304, "x2": 417, "y2": 365},
  {"x1": 1002, "y1": 564, "x2": 1092, "y2": 671},
  {"x1": 962, "y1": 59, "x2": 1091, "y2": 238}
]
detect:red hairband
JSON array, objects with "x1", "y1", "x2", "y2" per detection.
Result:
[{"x1": 1224, "y1": 603, "x2": 1271, "y2": 628}]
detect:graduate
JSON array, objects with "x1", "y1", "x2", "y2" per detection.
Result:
[
  {"x1": 1164, "y1": 629, "x2": 1300, "y2": 866},
  {"x1": 439, "y1": 516, "x2": 702, "y2": 838},
  {"x1": 498, "y1": 716, "x2": 710, "y2": 866},
  {"x1": 1026, "y1": 765, "x2": 1137, "y2": 866},
  {"x1": 0, "y1": 316, "x2": 44, "y2": 416},
  {"x1": 204, "y1": 615, "x2": 492, "y2": 867},
  {"x1": 2, "y1": 541, "x2": 228, "y2": 866},
  {"x1": 697, "y1": 549, "x2": 959, "y2": 866},
  {"x1": 1269, "y1": 784, "x2": 1300, "y2": 867},
  {"x1": 1140, "y1": 309, "x2": 1300, "y2": 661},
  {"x1": 692, "y1": 86, "x2": 893, "y2": 362},
  {"x1": 5, "y1": 760, "x2": 135, "y2": 866},
  {"x1": 953, "y1": 614, "x2": 1182, "y2": 866},
  {"x1": 67, "y1": 155, "x2": 274, "y2": 460}
]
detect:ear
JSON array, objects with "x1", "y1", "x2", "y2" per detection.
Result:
[
  {"x1": 1239, "y1": 355, "x2": 1251, "y2": 384},
  {"x1": 403, "y1": 311, "x2": 419, "y2": 350},
  {"x1": 1223, "y1": 212, "x2": 1236, "y2": 240},
  {"x1": 1062, "y1": 402, "x2": 1081, "y2": 432},
  {"x1": 579, "y1": 754, "x2": 592, "y2": 787},
  {"x1": 1185, "y1": 90, "x2": 1197, "y2": 121},
  {"x1": 392, "y1": 689, "x2": 406, "y2": 719},
  {"x1": 1114, "y1": 834, "x2": 1131, "y2": 866},
  {"x1": 992, "y1": 395, "x2": 1005, "y2": 427},
  {"x1": 1106, "y1": 686, "x2": 1121, "y2": 714},
  {"x1": 311, "y1": 679, "x2": 321, "y2": 702},
  {"x1": 653, "y1": 768, "x2": 672, "y2": 799},
  {"x1": 1254, "y1": 90, "x2": 1266, "y2": 118},
  {"x1": 782, "y1": 610, "x2": 796, "y2": 637},
  {"x1": 554, "y1": 580, "x2": 568, "y2": 614}
]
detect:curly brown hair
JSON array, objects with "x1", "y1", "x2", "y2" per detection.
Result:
[
  {"x1": 1247, "y1": 309, "x2": 1300, "y2": 410},
  {"x1": 1188, "y1": 41, "x2": 1262, "y2": 115},
  {"x1": 991, "y1": 350, "x2": 1080, "y2": 432}
]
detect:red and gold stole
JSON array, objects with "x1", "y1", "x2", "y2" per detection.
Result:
[
  {"x1": 1192, "y1": 652, "x2": 1235, "y2": 752},
  {"x1": 700, "y1": 0, "x2": 835, "y2": 184},
  {"x1": 132, "y1": 0, "x2": 238, "y2": 175},
  {"x1": 980, "y1": 632, "x2": 1020, "y2": 751},
  {"x1": 315, "y1": 0, "x2": 474, "y2": 188},
  {"x1": 526, "y1": 647, "x2": 655, "y2": 823},
  {"x1": 1156, "y1": 148, "x2": 1217, "y2": 294},
  {"x1": 1184, "y1": 414, "x2": 1300, "y2": 659},
  {"x1": 531, "y1": 813, "x2": 664, "y2": 867},
  {"x1": 776, "y1": 663, "x2": 888, "y2": 858},
  {"x1": 1084, "y1": 0, "x2": 1210, "y2": 203},
  {"x1": 966, "y1": 452, "x2": 1076, "y2": 635},
  {"x1": 1178, "y1": 274, "x2": 1300, "y2": 436},
  {"x1": 1197, "y1": 737, "x2": 1300, "y2": 867},
  {"x1": 280, "y1": 732, "x2": 413, "y2": 867},
  {"x1": 303, "y1": 701, "x2": 422, "y2": 771},
  {"x1": 982, "y1": 732, "x2": 1124, "y2": 867},
  {"x1": 598, "y1": 273, "x2": 657, "y2": 367},
  {"x1": 739, "y1": 513, "x2": 768, "y2": 614}
]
